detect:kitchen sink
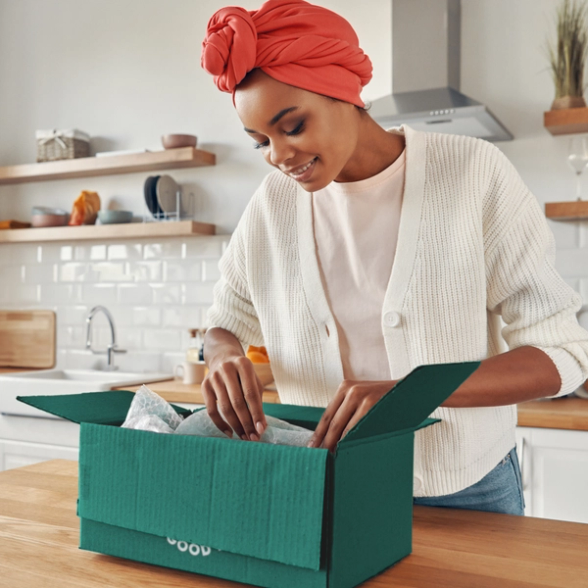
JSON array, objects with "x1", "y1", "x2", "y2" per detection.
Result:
[{"x1": 0, "y1": 369, "x2": 173, "y2": 418}]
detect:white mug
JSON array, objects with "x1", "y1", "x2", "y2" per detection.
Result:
[{"x1": 175, "y1": 361, "x2": 206, "y2": 385}]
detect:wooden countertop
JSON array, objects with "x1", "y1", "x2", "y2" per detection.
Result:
[
  {"x1": 0, "y1": 367, "x2": 43, "y2": 374},
  {"x1": 1, "y1": 460, "x2": 587, "y2": 587},
  {"x1": 126, "y1": 379, "x2": 588, "y2": 432},
  {"x1": 517, "y1": 396, "x2": 588, "y2": 431},
  {"x1": 4, "y1": 366, "x2": 588, "y2": 431},
  {"x1": 113, "y1": 378, "x2": 281, "y2": 405}
]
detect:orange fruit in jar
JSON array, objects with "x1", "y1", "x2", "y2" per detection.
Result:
[{"x1": 247, "y1": 345, "x2": 270, "y2": 363}]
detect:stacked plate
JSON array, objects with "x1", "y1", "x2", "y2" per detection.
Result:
[{"x1": 143, "y1": 175, "x2": 180, "y2": 217}]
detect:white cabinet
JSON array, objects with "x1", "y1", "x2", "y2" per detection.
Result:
[
  {"x1": 516, "y1": 426, "x2": 588, "y2": 523},
  {"x1": 0, "y1": 439, "x2": 78, "y2": 471},
  {"x1": 0, "y1": 412, "x2": 80, "y2": 472},
  {"x1": 0, "y1": 402, "x2": 204, "y2": 473}
]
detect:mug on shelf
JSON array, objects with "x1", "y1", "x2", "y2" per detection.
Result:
[{"x1": 175, "y1": 361, "x2": 207, "y2": 385}]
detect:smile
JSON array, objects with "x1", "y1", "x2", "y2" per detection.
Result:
[{"x1": 286, "y1": 157, "x2": 317, "y2": 181}]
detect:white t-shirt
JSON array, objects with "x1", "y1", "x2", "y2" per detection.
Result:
[{"x1": 312, "y1": 149, "x2": 406, "y2": 381}]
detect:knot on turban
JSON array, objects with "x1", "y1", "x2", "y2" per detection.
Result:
[{"x1": 201, "y1": 0, "x2": 373, "y2": 107}]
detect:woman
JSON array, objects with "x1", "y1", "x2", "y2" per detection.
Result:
[{"x1": 200, "y1": 0, "x2": 588, "y2": 514}]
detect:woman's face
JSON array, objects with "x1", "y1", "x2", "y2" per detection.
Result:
[{"x1": 234, "y1": 70, "x2": 361, "y2": 191}]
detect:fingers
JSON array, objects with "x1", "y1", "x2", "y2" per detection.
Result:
[
  {"x1": 235, "y1": 356, "x2": 267, "y2": 437},
  {"x1": 307, "y1": 381, "x2": 383, "y2": 452},
  {"x1": 201, "y1": 377, "x2": 233, "y2": 438},
  {"x1": 202, "y1": 356, "x2": 266, "y2": 441},
  {"x1": 307, "y1": 385, "x2": 346, "y2": 449},
  {"x1": 318, "y1": 396, "x2": 358, "y2": 452}
]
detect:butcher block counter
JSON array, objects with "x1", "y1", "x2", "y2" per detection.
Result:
[
  {"x1": 3, "y1": 365, "x2": 588, "y2": 430},
  {"x1": 113, "y1": 378, "x2": 282, "y2": 405},
  {"x1": 117, "y1": 378, "x2": 588, "y2": 431},
  {"x1": 1, "y1": 460, "x2": 587, "y2": 588}
]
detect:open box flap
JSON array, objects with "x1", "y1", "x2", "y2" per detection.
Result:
[
  {"x1": 340, "y1": 361, "x2": 480, "y2": 445},
  {"x1": 16, "y1": 391, "x2": 192, "y2": 425},
  {"x1": 78, "y1": 423, "x2": 330, "y2": 571}
]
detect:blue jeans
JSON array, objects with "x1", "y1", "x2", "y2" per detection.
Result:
[{"x1": 413, "y1": 447, "x2": 525, "y2": 515}]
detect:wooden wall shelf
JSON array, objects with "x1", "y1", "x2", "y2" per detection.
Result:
[
  {"x1": 545, "y1": 201, "x2": 588, "y2": 220},
  {"x1": 0, "y1": 147, "x2": 216, "y2": 186},
  {"x1": 0, "y1": 220, "x2": 215, "y2": 243},
  {"x1": 544, "y1": 107, "x2": 588, "y2": 135}
]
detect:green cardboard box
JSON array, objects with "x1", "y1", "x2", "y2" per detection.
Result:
[{"x1": 18, "y1": 361, "x2": 478, "y2": 588}]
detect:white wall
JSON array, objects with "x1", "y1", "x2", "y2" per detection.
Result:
[
  {"x1": 0, "y1": 0, "x2": 587, "y2": 372},
  {"x1": 0, "y1": 0, "x2": 391, "y2": 233}
]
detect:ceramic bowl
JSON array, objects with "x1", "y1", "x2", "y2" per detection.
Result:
[
  {"x1": 161, "y1": 134, "x2": 197, "y2": 149},
  {"x1": 97, "y1": 210, "x2": 133, "y2": 225},
  {"x1": 31, "y1": 213, "x2": 69, "y2": 228},
  {"x1": 98, "y1": 210, "x2": 133, "y2": 225},
  {"x1": 31, "y1": 206, "x2": 69, "y2": 216}
]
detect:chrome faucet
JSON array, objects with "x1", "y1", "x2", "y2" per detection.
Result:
[{"x1": 85, "y1": 305, "x2": 127, "y2": 371}]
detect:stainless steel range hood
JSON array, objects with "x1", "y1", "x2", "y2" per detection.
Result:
[{"x1": 370, "y1": 0, "x2": 513, "y2": 142}]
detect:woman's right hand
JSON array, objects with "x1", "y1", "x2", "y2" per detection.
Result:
[{"x1": 202, "y1": 328, "x2": 267, "y2": 441}]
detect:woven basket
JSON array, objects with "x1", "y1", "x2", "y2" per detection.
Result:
[{"x1": 36, "y1": 129, "x2": 90, "y2": 162}]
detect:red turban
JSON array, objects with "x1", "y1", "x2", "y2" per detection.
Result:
[{"x1": 201, "y1": 0, "x2": 373, "y2": 107}]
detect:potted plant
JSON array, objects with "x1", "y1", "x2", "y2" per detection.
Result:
[{"x1": 548, "y1": 0, "x2": 588, "y2": 110}]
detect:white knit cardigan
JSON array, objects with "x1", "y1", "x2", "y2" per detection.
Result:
[{"x1": 208, "y1": 125, "x2": 588, "y2": 496}]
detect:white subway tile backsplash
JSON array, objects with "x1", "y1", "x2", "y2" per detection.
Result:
[
  {"x1": 185, "y1": 283, "x2": 215, "y2": 305},
  {"x1": 130, "y1": 261, "x2": 162, "y2": 282},
  {"x1": 202, "y1": 260, "x2": 221, "y2": 282},
  {"x1": 55, "y1": 304, "x2": 89, "y2": 326},
  {"x1": 82, "y1": 284, "x2": 117, "y2": 305},
  {"x1": 116, "y1": 327, "x2": 142, "y2": 350},
  {"x1": 144, "y1": 242, "x2": 183, "y2": 260},
  {"x1": 579, "y1": 220, "x2": 588, "y2": 248},
  {"x1": 9, "y1": 285, "x2": 40, "y2": 305},
  {"x1": 163, "y1": 260, "x2": 201, "y2": 282},
  {"x1": 91, "y1": 262, "x2": 133, "y2": 282},
  {"x1": 40, "y1": 284, "x2": 83, "y2": 304},
  {"x1": 160, "y1": 352, "x2": 186, "y2": 374},
  {"x1": 1, "y1": 237, "x2": 224, "y2": 370},
  {"x1": 59, "y1": 263, "x2": 88, "y2": 282},
  {"x1": 132, "y1": 306, "x2": 162, "y2": 327},
  {"x1": 2, "y1": 244, "x2": 41, "y2": 265},
  {"x1": 117, "y1": 284, "x2": 153, "y2": 305},
  {"x1": 564, "y1": 278, "x2": 580, "y2": 292},
  {"x1": 106, "y1": 306, "x2": 134, "y2": 328},
  {"x1": 2, "y1": 265, "x2": 25, "y2": 283},
  {"x1": 115, "y1": 350, "x2": 164, "y2": 373},
  {"x1": 64, "y1": 349, "x2": 106, "y2": 371},
  {"x1": 184, "y1": 236, "x2": 224, "y2": 258},
  {"x1": 60, "y1": 246, "x2": 74, "y2": 261},
  {"x1": 37, "y1": 244, "x2": 72, "y2": 263},
  {"x1": 108, "y1": 243, "x2": 142, "y2": 260},
  {"x1": 75, "y1": 244, "x2": 107, "y2": 261},
  {"x1": 143, "y1": 329, "x2": 182, "y2": 351},
  {"x1": 57, "y1": 326, "x2": 85, "y2": 348},
  {"x1": 550, "y1": 220, "x2": 580, "y2": 250},
  {"x1": 162, "y1": 306, "x2": 203, "y2": 328},
  {"x1": 152, "y1": 284, "x2": 183, "y2": 304},
  {"x1": 24, "y1": 264, "x2": 57, "y2": 284},
  {"x1": 555, "y1": 249, "x2": 588, "y2": 277}
]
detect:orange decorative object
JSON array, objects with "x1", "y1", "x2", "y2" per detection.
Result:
[
  {"x1": 69, "y1": 190, "x2": 101, "y2": 226},
  {"x1": 246, "y1": 345, "x2": 270, "y2": 363}
]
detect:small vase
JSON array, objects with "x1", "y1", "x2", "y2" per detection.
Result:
[{"x1": 551, "y1": 96, "x2": 587, "y2": 110}]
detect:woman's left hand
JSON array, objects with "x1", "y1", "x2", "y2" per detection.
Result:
[{"x1": 306, "y1": 379, "x2": 398, "y2": 452}]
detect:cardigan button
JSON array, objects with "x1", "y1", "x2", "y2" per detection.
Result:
[{"x1": 384, "y1": 311, "x2": 401, "y2": 327}]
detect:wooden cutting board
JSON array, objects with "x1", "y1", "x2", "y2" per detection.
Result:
[
  {"x1": 0, "y1": 220, "x2": 31, "y2": 230},
  {"x1": 0, "y1": 310, "x2": 56, "y2": 368}
]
